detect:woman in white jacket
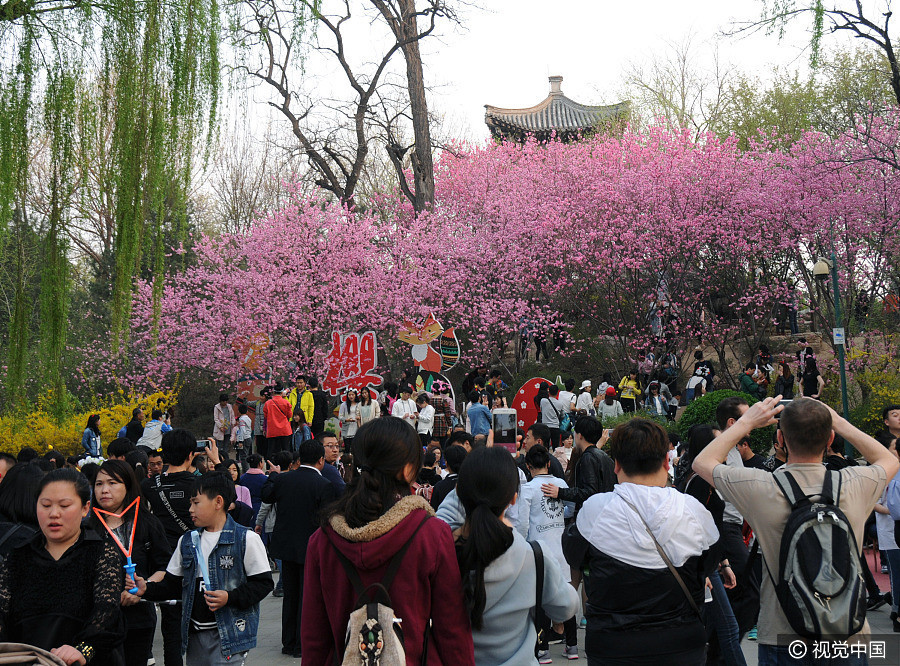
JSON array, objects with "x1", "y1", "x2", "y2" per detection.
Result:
[
  {"x1": 415, "y1": 393, "x2": 435, "y2": 447},
  {"x1": 338, "y1": 389, "x2": 360, "y2": 451}
]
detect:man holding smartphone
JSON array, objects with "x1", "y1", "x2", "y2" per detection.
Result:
[{"x1": 542, "y1": 417, "x2": 615, "y2": 510}]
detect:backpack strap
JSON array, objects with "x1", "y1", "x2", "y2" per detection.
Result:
[
  {"x1": 326, "y1": 513, "x2": 431, "y2": 608},
  {"x1": 530, "y1": 540, "x2": 544, "y2": 657},
  {"x1": 773, "y1": 469, "x2": 840, "y2": 507},
  {"x1": 620, "y1": 495, "x2": 703, "y2": 621}
]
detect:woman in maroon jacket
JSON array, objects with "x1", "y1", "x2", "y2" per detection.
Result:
[{"x1": 301, "y1": 417, "x2": 475, "y2": 665}]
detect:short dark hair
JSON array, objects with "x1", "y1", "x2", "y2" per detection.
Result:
[
  {"x1": 132, "y1": 407, "x2": 142, "y2": 419},
  {"x1": 716, "y1": 396, "x2": 749, "y2": 430},
  {"x1": 472, "y1": 434, "x2": 487, "y2": 449},
  {"x1": 44, "y1": 450, "x2": 65, "y2": 468},
  {"x1": 829, "y1": 433, "x2": 846, "y2": 455},
  {"x1": 238, "y1": 404, "x2": 247, "y2": 415},
  {"x1": 780, "y1": 398, "x2": 833, "y2": 457},
  {"x1": 0, "y1": 463, "x2": 44, "y2": 525},
  {"x1": 416, "y1": 394, "x2": 430, "y2": 405},
  {"x1": 192, "y1": 471, "x2": 236, "y2": 508},
  {"x1": 883, "y1": 405, "x2": 900, "y2": 421},
  {"x1": 524, "y1": 444, "x2": 551, "y2": 470},
  {"x1": 564, "y1": 378, "x2": 576, "y2": 391},
  {"x1": 160, "y1": 429, "x2": 196, "y2": 466},
  {"x1": 0, "y1": 451, "x2": 16, "y2": 467},
  {"x1": 468, "y1": 390, "x2": 481, "y2": 405},
  {"x1": 246, "y1": 453, "x2": 263, "y2": 468},
  {"x1": 107, "y1": 437, "x2": 136, "y2": 459},
  {"x1": 548, "y1": 385, "x2": 560, "y2": 396},
  {"x1": 446, "y1": 431, "x2": 474, "y2": 449},
  {"x1": 219, "y1": 393, "x2": 229, "y2": 402},
  {"x1": 528, "y1": 422, "x2": 551, "y2": 447},
  {"x1": 423, "y1": 451, "x2": 436, "y2": 467},
  {"x1": 271, "y1": 450, "x2": 293, "y2": 470},
  {"x1": 694, "y1": 350, "x2": 703, "y2": 360},
  {"x1": 609, "y1": 418, "x2": 669, "y2": 476},
  {"x1": 298, "y1": 439, "x2": 325, "y2": 466},
  {"x1": 574, "y1": 415, "x2": 603, "y2": 444},
  {"x1": 152, "y1": 409, "x2": 163, "y2": 420},
  {"x1": 16, "y1": 447, "x2": 38, "y2": 463},
  {"x1": 444, "y1": 445, "x2": 467, "y2": 474},
  {"x1": 39, "y1": 467, "x2": 91, "y2": 507},
  {"x1": 308, "y1": 377, "x2": 319, "y2": 389}
]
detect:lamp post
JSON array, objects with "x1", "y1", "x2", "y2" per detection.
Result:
[{"x1": 813, "y1": 254, "x2": 851, "y2": 448}]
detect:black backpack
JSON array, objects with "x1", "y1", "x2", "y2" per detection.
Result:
[{"x1": 769, "y1": 469, "x2": 866, "y2": 638}]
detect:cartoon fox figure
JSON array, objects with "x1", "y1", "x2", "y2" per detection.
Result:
[{"x1": 397, "y1": 313, "x2": 460, "y2": 373}]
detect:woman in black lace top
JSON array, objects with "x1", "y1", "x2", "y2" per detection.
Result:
[{"x1": 0, "y1": 468, "x2": 124, "y2": 665}]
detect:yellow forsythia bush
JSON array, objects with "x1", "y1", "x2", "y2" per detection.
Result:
[{"x1": 0, "y1": 390, "x2": 179, "y2": 456}]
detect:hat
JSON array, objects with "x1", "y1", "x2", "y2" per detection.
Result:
[
  {"x1": 580, "y1": 380, "x2": 592, "y2": 390},
  {"x1": 605, "y1": 386, "x2": 617, "y2": 397}
]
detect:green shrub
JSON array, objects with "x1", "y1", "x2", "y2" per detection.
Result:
[
  {"x1": 598, "y1": 411, "x2": 677, "y2": 451},
  {"x1": 678, "y1": 389, "x2": 774, "y2": 455}
]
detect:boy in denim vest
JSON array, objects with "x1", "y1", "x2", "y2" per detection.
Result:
[{"x1": 131, "y1": 472, "x2": 273, "y2": 665}]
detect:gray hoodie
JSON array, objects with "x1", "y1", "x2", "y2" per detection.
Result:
[{"x1": 474, "y1": 531, "x2": 579, "y2": 665}]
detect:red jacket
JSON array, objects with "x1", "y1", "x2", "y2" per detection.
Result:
[
  {"x1": 301, "y1": 496, "x2": 475, "y2": 665},
  {"x1": 264, "y1": 396, "x2": 293, "y2": 437}
]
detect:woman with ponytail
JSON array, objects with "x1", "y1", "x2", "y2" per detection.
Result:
[
  {"x1": 300, "y1": 416, "x2": 474, "y2": 665},
  {"x1": 455, "y1": 447, "x2": 578, "y2": 665}
]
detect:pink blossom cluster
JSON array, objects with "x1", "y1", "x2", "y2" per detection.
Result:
[{"x1": 73, "y1": 119, "x2": 900, "y2": 392}]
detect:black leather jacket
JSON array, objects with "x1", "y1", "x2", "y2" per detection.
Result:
[{"x1": 557, "y1": 445, "x2": 616, "y2": 509}]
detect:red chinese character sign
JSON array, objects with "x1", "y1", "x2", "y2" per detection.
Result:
[{"x1": 323, "y1": 331, "x2": 384, "y2": 397}]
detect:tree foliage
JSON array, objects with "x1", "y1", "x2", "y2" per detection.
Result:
[{"x1": 0, "y1": 0, "x2": 221, "y2": 411}]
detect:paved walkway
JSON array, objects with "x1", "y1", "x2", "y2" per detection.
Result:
[{"x1": 151, "y1": 565, "x2": 898, "y2": 665}]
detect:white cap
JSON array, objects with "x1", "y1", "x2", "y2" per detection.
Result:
[{"x1": 580, "y1": 380, "x2": 592, "y2": 390}]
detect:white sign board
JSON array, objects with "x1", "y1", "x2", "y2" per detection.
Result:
[{"x1": 833, "y1": 327, "x2": 846, "y2": 345}]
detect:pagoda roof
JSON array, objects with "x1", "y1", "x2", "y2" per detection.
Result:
[{"x1": 485, "y1": 76, "x2": 629, "y2": 141}]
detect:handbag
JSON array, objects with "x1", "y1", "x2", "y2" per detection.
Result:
[{"x1": 619, "y1": 495, "x2": 703, "y2": 621}]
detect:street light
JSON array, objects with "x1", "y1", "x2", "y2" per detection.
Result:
[{"x1": 814, "y1": 255, "x2": 851, "y2": 450}]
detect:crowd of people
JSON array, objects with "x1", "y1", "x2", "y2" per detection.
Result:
[{"x1": 1, "y1": 361, "x2": 900, "y2": 666}]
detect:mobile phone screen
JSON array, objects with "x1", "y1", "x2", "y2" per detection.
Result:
[{"x1": 492, "y1": 410, "x2": 517, "y2": 454}]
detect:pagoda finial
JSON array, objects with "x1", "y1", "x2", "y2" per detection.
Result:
[{"x1": 549, "y1": 75, "x2": 563, "y2": 95}]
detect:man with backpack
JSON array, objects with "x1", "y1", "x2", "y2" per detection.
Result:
[{"x1": 693, "y1": 397, "x2": 899, "y2": 662}]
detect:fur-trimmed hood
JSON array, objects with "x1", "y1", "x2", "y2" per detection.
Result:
[{"x1": 325, "y1": 494, "x2": 436, "y2": 570}]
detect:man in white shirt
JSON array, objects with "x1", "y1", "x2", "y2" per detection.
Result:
[
  {"x1": 558, "y1": 379, "x2": 577, "y2": 414},
  {"x1": 391, "y1": 385, "x2": 418, "y2": 426}
]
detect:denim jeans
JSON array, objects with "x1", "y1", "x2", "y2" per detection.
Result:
[
  {"x1": 758, "y1": 644, "x2": 867, "y2": 665},
  {"x1": 886, "y1": 548, "x2": 900, "y2": 613},
  {"x1": 705, "y1": 571, "x2": 747, "y2": 666}
]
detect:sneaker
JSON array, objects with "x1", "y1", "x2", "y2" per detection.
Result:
[
  {"x1": 147, "y1": 660, "x2": 155, "y2": 666},
  {"x1": 868, "y1": 593, "x2": 887, "y2": 611},
  {"x1": 747, "y1": 626, "x2": 758, "y2": 641},
  {"x1": 272, "y1": 588, "x2": 284, "y2": 598},
  {"x1": 537, "y1": 650, "x2": 552, "y2": 664},
  {"x1": 563, "y1": 645, "x2": 579, "y2": 660},
  {"x1": 579, "y1": 617, "x2": 587, "y2": 629}
]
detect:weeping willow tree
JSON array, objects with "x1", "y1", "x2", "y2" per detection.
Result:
[{"x1": 0, "y1": 0, "x2": 221, "y2": 412}]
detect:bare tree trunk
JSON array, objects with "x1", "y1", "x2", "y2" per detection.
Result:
[{"x1": 371, "y1": 0, "x2": 436, "y2": 212}]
